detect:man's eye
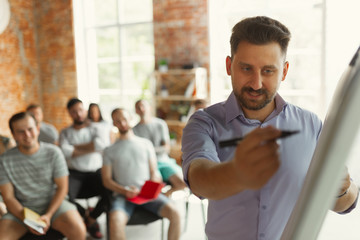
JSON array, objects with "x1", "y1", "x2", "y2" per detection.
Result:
[
  {"x1": 263, "y1": 69, "x2": 274, "y2": 74},
  {"x1": 242, "y1": 67, "x2": 251, "y2": 71}
]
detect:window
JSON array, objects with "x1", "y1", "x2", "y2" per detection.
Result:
[{"x1": 73, "y1": 0, "x2": 154, "y2": 120}]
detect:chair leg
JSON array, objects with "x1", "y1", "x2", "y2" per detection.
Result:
[
  {"x1": 161, "y1": 219, "x2": 164, "y2": 240},
  {"x1": 106, "y1": 212, "x2": 110, "y2": 240},
  {"x1": 200, "y1": 199, "x2": 206, "y2": 227},
  {"x1": 183, "y1": 196, "x2": 189, "y2": 232}
]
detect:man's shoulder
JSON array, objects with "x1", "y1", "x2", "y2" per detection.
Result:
[
  {"x1": 285, "y1": 103, "x2": 321, "y2": 121},
  {"x1": 41, "y1": 122, "x2": 57, "y2": 130},
  {"x1": 0, "y1": 147, "x2": 20, "y2": 160}
]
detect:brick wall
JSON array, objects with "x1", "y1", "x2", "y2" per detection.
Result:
[
  {"x1": 0, "y1": 0, "x2": 41, "y2": 136},
  {"x1": 153, "y1": 0, "x2": 209, "y2": 71},
  {"x1": 0, "y1": 0, "x2": 76, "y2": 136},
  {"x1": 33, "y1": 0, "x2": 77, "y2": 131}
]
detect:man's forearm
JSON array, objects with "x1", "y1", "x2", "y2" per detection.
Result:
[
  {"x1": 44, "y1": 186, "x2": 67, "y2": 218},
  {"x1": 72, "y1": 142, "x2": 95, "y2": 157},
  {"x1": 75, "y1": 142, "x2": 95, "y2": 151},
  {"x1": 188, "y1": 159, "x2": 245, "y2": 200},
  {"x1": 3, "y1": 197, "x2": 24, "y2": 220}
]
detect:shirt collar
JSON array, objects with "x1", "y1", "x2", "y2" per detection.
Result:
[{"x1": 224, "y1": 91, "x2": 288, "y2": 124}]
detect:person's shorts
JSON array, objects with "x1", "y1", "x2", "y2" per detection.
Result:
[
  {"x1": 158, "y1": 158, "x2": 182, "y2": 182},
  {"x1": 1, "y1": 198, "x2": 76, "y2": 226},
  {"x1": 110, "y1": 193, "x2": 169, "y2": 218}
]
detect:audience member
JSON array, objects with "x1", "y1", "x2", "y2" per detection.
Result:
[
  {"x1": 0, "y1": 135, "x2": 15, "y2": 220},
  {"x1": 59, "y1": 98, "x2": 107, "y2": 239},
  {"x1": 134, "y1": 99, "x2": 186, "y2": 197},
  {"x1": 26, "y1": 104, "x2": 59, "y2": 144},
  {"x1": 0, "y1": 112, "x2": 86, "y2": 239},
  {"x1": 88, "y1": 103, "x2": 117, "y2": 145},
  {"x1": 102, "y1": 108, "x2": 180, "y2": 240},
  {"x1": 0, "y1": 135, "x2": 16, "y2": 154},
  {"x1": 0, "y1": 200, "x2": 6, "y2": 218}
]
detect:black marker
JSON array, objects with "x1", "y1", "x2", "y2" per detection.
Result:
[{"x1": 219, "y1": 130, "x2": 300, "y2": 148}]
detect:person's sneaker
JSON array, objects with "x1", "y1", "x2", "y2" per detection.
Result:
[{"x1": 87, "y1": 221, "x2": 103, "y2": 239}]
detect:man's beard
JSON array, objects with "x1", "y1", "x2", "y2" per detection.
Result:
[
  {"x1": 73, "y1": 119, "x2": 85, "y2": 125},
  {"x1": 236, "y1": 87, "x2": 275, "y2": 111},
  {"x1": 119, "y1": 129, "x2": 129, "y2": 135}
]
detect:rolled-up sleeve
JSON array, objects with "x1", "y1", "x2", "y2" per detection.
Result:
[{"x1": 181, "y1": 111, "x2": 220, "y2": 186}]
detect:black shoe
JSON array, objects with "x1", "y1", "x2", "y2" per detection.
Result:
[{"x1": 87, "y1": 221, "x2": 103, "y2": 239}]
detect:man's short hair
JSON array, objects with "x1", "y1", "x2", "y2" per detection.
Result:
[
  {"x1": 230, "y1": 16, "x2": 291, "y2": 58},
  {"x1": 111, "y1": 108, "x2": 123, "y2": 118},
  {"x1": 67, "y1": 98, "x2": 82, "y2": 110},
  {"x1": 9, "y1": 112, "x2": 37, "y2": 133},
  {"x1": 26, "y1": 103, "x2": 41, "y2": 111}
]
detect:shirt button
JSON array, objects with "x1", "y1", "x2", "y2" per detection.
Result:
[
  {"x1": 260, "y1": 233, "x2": 265, "y2": 238},
  {"x1": 262, "y1": 205, "x2": 267, "y2": 210}
]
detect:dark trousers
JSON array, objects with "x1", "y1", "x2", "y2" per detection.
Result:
[{"x1": 68, "y1": 169, "x2": 107, "y2": 220}]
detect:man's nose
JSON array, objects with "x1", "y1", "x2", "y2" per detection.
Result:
[{"x1": 248, "y1": 71, "x2": 263, "y2": 90}]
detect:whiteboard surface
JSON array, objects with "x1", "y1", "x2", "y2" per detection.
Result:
[{"x1": 281, "y1": 46, "x2": 360, "y2": 240}]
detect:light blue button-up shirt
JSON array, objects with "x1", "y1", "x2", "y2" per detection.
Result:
[{"x1": 182, "y1": 92, "x2": 322, "y2": 240}]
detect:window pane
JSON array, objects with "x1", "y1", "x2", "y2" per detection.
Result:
[
  {"x1": 118, "y1": 0, "x2": 153, "y2": 23},
  {"x1": 98, "y1": 62, "x2": 121, "y2": 89},
  {"x1": 121, "y1": 61, "x2": 155, "y2": 92},
  {"x1": 120, "y1": 23, "x2": 154, "y2": 57},
  {"x1": 84, "y1": 0, "x2": 118, "y2": 26},
  {"x1": 96, "y1": 27, "x2": 120, "y2": 58}
]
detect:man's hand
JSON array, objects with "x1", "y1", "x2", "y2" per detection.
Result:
[
  {"x1": 124, "y1": 186, "x2": 140, "y2": 198},
  {"x1": 337, "y1": 170, "x2": 351, "y2": 197},
  {"x1": 231, "y1": 126, "x2": 281, "y2": 190}
]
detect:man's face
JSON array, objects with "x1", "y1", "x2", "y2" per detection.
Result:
[
  {"x1": 28, "y1": 107, "x2": 43, "y2": 123},
  {"x1": 68, "y1": 102, "x2": 87, "y2": 125},
  {"x1": 226, "y1": 41, "x2": 289, "y2": 115},
  {"x1": 112, "y1": 110, "x2": 131, "y2": 135},
  {"x1": 11, "y1": 115, "x2": 39, "y2": 150},
  {"x1": 135, "y1": 100, "x2": 149, "y2": 117}
]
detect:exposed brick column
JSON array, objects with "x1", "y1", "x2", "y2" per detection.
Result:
[
  {"x1": 153, "y1": 0, "x2": 209, "y2": 72},
  {"x1": 34, "y1": 0, "x2": 77, "y2": 131}
]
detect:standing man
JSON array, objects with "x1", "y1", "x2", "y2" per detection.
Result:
[
  {"x1": 59, "y1": 98, "x2": 107, "y2": 239},
  {"x1": 181, "y1": 16, "x2": 358, "y2": 240},
  {"x1": 26, "y1": 104, "x2": 59, "y2": 145},
  {"x1": 102, "y1": 108, "x2": 180, "y2": 240},
  {"x1": 0, "y1": 112, "x2": 86, "y2": 239},
  {"x1": 134, "y1": 99, "x2": 186, "y2": 196}
]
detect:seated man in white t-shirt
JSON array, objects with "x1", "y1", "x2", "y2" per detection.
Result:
[{"x1": 59, "y1": 98, "x2": 107, "y2": 239}]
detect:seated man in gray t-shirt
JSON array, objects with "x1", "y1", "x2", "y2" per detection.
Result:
[
  {"x1": 102, "y1": 108, "x2": 181, "y2": 240},
  {"x1": 0, "y1": 112, "x2": 86, "y2": 239},
  {"x1": 26, "y1": 104, "x2": 59, "y2": 144}
]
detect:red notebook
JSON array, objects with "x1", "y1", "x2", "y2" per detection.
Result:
[{"x1": 127, "y1": 180, "x2": 165, "y2": 205}]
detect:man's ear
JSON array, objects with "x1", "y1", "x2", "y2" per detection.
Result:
[
  {"x1": 226, "y1": 56, "x2": 232, "y2": 75},
  {"x1": 282, "y1": 61, "x2": 289, "y2": 81}
]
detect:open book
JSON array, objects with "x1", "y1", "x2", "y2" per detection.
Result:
[
  {"x1": 127, "y1": 181, "x2": 165, "y2": 205},
  {"x1": 23, "y1": 207, "x2": 46, "y2": 234}
]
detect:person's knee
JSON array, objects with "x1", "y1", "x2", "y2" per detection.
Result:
[
  {"x1": 162, "y1": 203, "x2": 180, "y2": 222},
  {"x1": 110, "y1": 210, "x2": 128, "y2": 227},
  {"x1": 0, "y1": 219, "x2": 27, "y2": 240},
  {"x1": 53, "y1": 210, "x2": 86, "y2": 238}
]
